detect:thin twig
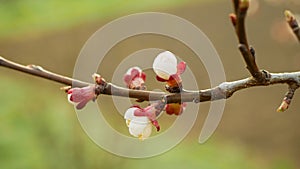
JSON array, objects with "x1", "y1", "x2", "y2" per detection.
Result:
[
  {"x1": 285, "y1": 10, "x2": 300, "y2": 42},
  {"x1": 1, "y1": 56, "x2": 300, "y2": 104},
  {"x1": 231, "y1": 0, "x2": 265, "y2": 81},
  {"x1": 277, "y1": 83, "x2": 299, "y2": 112},
  {"x1": 0, "y1": 56, "x2": 89, "y2": 87},
  {"x1": 232, "y1": 0, "x2": 239, "y2": 15}
]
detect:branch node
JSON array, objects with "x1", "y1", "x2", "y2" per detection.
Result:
[
  {"x1": 193, "y1": 98, "x2": 200, "y2": 103},
  {"x1": 27, "y1": 64, "x2": 44, "y2": 71},
  {"x1": 249, "y1": 46, "x2": 256, "y2": 59},
  {"x1": 238, "y1": 43, "x2": 248, "y2": 54},
  {"x1": 95, "y1": 83, "x2": 107, "y2": 96},
  {"x1": 161, "y1": 95, "x2": 167, "y2": 103},
  {"x1": 261, "y1": 70, "x2": 271, "y2": 81},
  {"x1": 93, "y1": 74, "x2": 108, "y2": 96},
  {"x1": 165, "y1": 85, "x2": 182, "y2": 93}
]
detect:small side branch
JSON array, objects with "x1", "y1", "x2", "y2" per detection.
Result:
[
  {"x1": 230, "y1": 0, "x2": 266, "y2": 81},
  {"x1": 285, "y1": 10, "x2": 300, "y2": 42},
  {"x1": 277, "y1": 83, "x2": 299, "y2": 112}
]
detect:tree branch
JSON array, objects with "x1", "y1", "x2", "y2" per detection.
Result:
[
  {"x1": 1, "y1": 56, "x2": 300, "y2": 106},
  {"x1": 0, "y1": 0, "x2": 299, "y2": 112},
  {"x1": 0, "y1": 56, "x2": 89, "y2": 87}
]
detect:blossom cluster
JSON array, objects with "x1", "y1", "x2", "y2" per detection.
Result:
[
  {"x1": 123, "y1": 51, "x2": 187, "y2": 140},
  {"x1": 66, "y1": 51, "x2": 187, "y2": 140}
]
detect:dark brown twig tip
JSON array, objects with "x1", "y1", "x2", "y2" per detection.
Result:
[{"x1": 229, "y1": 13, "x2": 237, "y2": 26}]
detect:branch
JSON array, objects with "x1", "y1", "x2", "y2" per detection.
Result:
[
  {"x1": 277, "y1": 83, "x2": 298, "y2": 112},
  {"x1": 230, "y1": 0, "x2": 266, "y2": 81},
  {"x1": 1, "y1": 56, "x2": 300, "y2": 106},
  {"x1": 228, "y1": 0, "x2": 300, "y2": 111},
  {"x1": 285, "y1": 10, "x2": 300, "y2": 42},
  {"x1": 0, "y1": 1, "x2": 299, "y2": 112},
  {"x1": 0, "y1": 56, "x2": 89, "y2": 87}
]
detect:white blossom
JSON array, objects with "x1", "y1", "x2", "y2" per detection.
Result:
[
  {"x1": 153, "y1": 51, "x2": 178, "y2": 80},
  {"x1": 124, "y1": 107, "x2": 152, "y2": 140}
]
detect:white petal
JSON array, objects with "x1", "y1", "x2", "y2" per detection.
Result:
[
  {"x1": 124, "y1": 107, "x2": 138, "y2": 120},
  {"x1": 124, "y1": 107, "x2": 149, "y2": 124},
  {"x1": 131, "y1": 116, "x2": 149, "y2": 124},
  {"x1": 153, "y1": 51, "x2": 177, "y2": 80},
  {"x1": 128, "y1": 122, "x2": 152, "y2": 140}
]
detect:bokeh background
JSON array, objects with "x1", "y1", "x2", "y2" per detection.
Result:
[{"x1": 0, "y1": 0, "x2": 300, "y2": 168}]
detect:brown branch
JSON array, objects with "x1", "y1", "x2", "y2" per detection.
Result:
[
  {"x1": 285, "y1": 10, "x2": 300, "y2": 42},
  {"x1": 232, "y1": 0, "x2": 239, "y2": 15},
  {"x1": 230, "y1": 0, "x2": 265, "y2": 81},
  {"x1": 0, "y1": 56, "x2": 89, "y2": 87},
  {"x1": 0, "y1": 1, "x2": 299, "y2": 111},
  {"x1": 1, "y1": 56, "x2": 300, "y2": 106}
]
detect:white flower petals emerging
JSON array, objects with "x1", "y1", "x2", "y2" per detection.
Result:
[
  {"x1": 124, "y1": 107, "x2": 152, "y2": 140},
  {"x1": 153, "y1": 51, "x2": 178, "y2": 80}
]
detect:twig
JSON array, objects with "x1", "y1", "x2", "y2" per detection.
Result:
[
  {"x1": 232, "y1": 0, "x2": 239, "y2": 15},
  {"x1": 230, "y1": 0, "x2": 265, "y2": 81},
  {"x1": 0, "y1": 56, "x2": 89, "y2": 87},
  {"x1": 1, "y1": 56, "x2": 300, "y2": 105},
  {"x1": 277, "y1": 83, "x2": 299, "y2": 112},
  {"x1": 285, "y1": 10, "x2": 300, "y2": 42}
]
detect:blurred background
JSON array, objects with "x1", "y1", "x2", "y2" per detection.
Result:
[{"x1": 0, "y1": 0, "x2": 300, "y2": 168}]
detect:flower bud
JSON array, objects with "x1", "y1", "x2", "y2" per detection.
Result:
[
  {"x1": 124, "y1": 107, "x2": 152, "y2": 140},
  {"x1": 123, "y1": 67, "x2": 146, "y2": 90},
  {"x1": 67, "y1": 85, "x2": 96, "y2": 110},
  {"x1": 165, "y1": 103, "x2": 187, "y2": 115},
  {"x1": 153, "y1": 51, "x2": 177, "y2": 80},
  {"x1": 153, "y1": 51, "x2": 186, "y2": 92}
]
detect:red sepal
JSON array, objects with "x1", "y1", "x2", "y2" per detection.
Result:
[
  {"x1": 156, "y1": 75, "x2": 168, "y2": 82},
  {"x1": 177, "y1": 61, "x2": 186, "y2": 75}
]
